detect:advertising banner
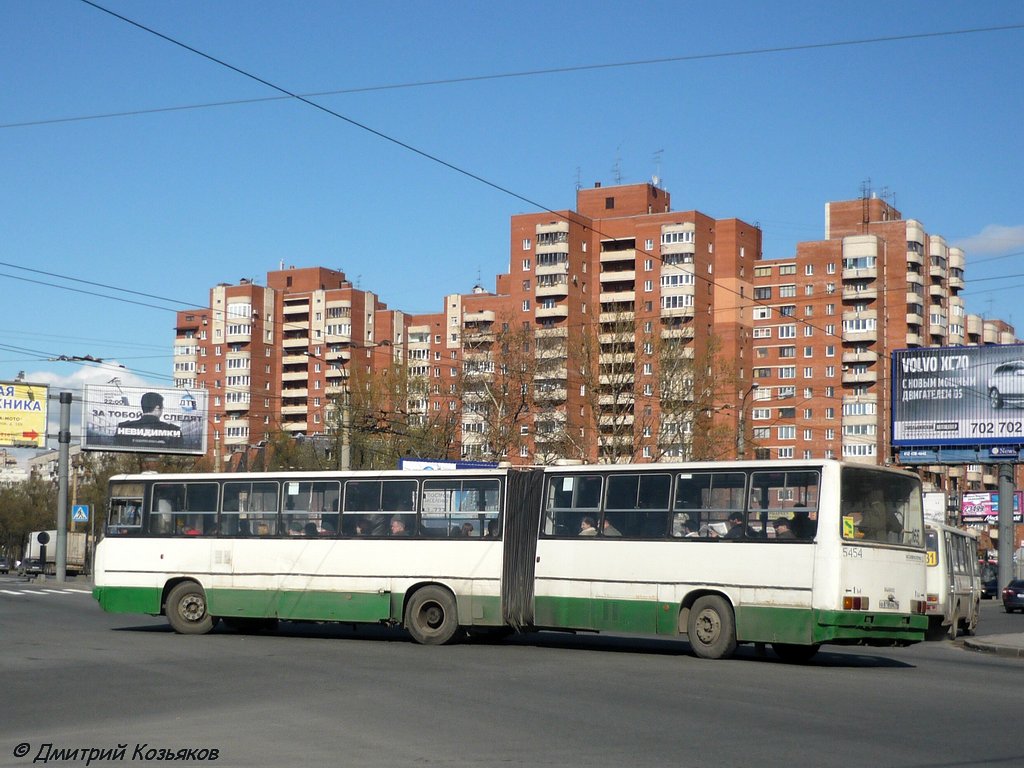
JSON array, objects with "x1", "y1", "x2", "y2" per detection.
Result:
[
  {"x1": 0, "y1": 382, "x2": 48, "y2": 448},
  {"x1": 82, "y1": 384, "x2": 207, "y2": 455},
  {"x1": 961, "y1": 491, "x2": 1023, "y2": 525},
  {"x1": 891, "y1": 343, "x2": 1024, "y2": 448}
]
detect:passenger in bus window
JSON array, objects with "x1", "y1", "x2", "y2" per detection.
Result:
[
  {"x1": 304, "y1": 522, "x2": 319, "y2": 537},
  {"x1": 460, "y1": 522, "x2": 476, "y2": 537},
  {"x1": 579, "y1": 516, "x2": 598, "y2": 536},
  {"x1": 724, "y1": 511, "x2": 747, "y2": 540},
  {"x1": 791, "y1": 505, "x2": 817, "y2": 539},
  {"x1": 390, "y1": 516, "x2": 410, "y2": 536},
  {"x1": 484, "y1": 520, "x2": 500, "y2": 538},
  {"x1": 602, "y1": 518, "x2": 622, "y2": 537},
  {"x1": 683, "y1": 520, "x2": 701, "y2": 538},
  {"x1": 238, "y1": 520, "x2": 252, "y2": 537},
  {"x1": 773, "y1": 517, "x2": 795, "y2": 539}
]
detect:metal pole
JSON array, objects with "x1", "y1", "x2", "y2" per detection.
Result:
[
  {"x1": 997, "y1": 462, "x2": 1015, "y2": 596},
  {"x1": 55, "y1": 391, "x2": 72, "y2": 583}
]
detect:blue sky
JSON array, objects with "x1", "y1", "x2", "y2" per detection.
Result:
[{"x1": 2, "y1": 1, "x2": 1023, "y2": 454}]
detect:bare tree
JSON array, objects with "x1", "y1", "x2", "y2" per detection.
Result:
[{"x1": 459, "y1": 318, "x2": 537, "y2": 463}]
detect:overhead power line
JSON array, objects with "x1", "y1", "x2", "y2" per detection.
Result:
[{"x1": 6, "y1": 12, "x2": 1020, "y2": 130}]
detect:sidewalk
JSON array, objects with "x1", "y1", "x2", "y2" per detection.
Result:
[{"x1": 962, "y1": 633, "x2": 1024, "y2": 658}]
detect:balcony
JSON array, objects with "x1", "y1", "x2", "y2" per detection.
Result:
[
  {"x1": 282, "y1": 303, "x2": 310, "y2": 316},
  {"x1": 841, "y1": 308, "x2": 877, "y2": 324},
  {"x1": 842, "y1": 350, "x2": 878, "y2": 365},
  {"x1": 842, "y1": 265, "x2": 877, "y2": 281},
  {"x1": 906, "y1": 249, "x2": 924, "y2": 267},
  {"x1": 282, "y1": 335, "x2": 310, "y2": 349},
  {"x1": 843, "y1": 285, "x2": 877, "y2": 301},
  {"x1": 464, "y1": 310, "x2": 495, "y2": 324},
  {"x1": 599, "y1": 248, "x2": 636, "y2": 264},
  {"x1": 536, "y1": 326, "x2": 569, "y2": 339},
  {"x1": 536, "y1": 258, "x2": 570, "y2": 276},
  {"x1": 600, "y1": 290, "x2": 636, "y2": 304},
  {"x1": 536, "y1": 281, "x2": 569, "y2": 298},
  {"x1": 660, "y1": 304, "x2": 695, "y2": 319},
  {"x1": 842, "y1": 369, "x2": 877, "y2": 385},
  {"x1": 600, "y1": 269, "x2": 636, "y2": 284},
  {"x1": 660, "y1": 325, "x2": 695, "y2": 340},
  {"x1": 536, "y1": 305, "x2": 569, "y2": 319}
]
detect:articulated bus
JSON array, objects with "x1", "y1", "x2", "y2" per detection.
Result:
[
  {"x1": 924, "y1": 523, "x2": 981, "y2": 640},
  {"x1": 93, "y1": 460, "x2": 928, "y2": 661}
]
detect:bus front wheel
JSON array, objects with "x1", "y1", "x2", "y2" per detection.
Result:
[
  {"x1": 166, "y1": 581, "x2": 216, "y2": 635},
  {"x1": 687, "y1": 596, "x2": 737, "y2": 660},
  {"x1": 406, "y1": 586, "x2": 460, "y2": 645}
]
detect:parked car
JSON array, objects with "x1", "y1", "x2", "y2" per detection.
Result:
[
  {"x1": 980, "y1": 562, "x2": 999, "y2": 599},
  {"x1": 0, "y1": 556, "x2": 9, "y2": 574},
  {"x1": 1002, "y1": 579, "x2": 1024, "y2": 613},
  {"x1": 987, "y1": 359, "x2": 1024, "y2": 409}
]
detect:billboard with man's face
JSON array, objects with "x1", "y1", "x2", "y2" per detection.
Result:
[
  {"x1": 82, "y1": 384, "x2": 207, "y2": 455},
  {"x1": 891, "y1": 343, "x2": 1024, "y2": 449}
]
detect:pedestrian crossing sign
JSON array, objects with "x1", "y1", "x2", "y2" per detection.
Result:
[{"x1": 72, "y1": 505, "x2": 89, "y2": 523}]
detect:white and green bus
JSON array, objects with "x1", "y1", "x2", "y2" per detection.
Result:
[
  {"x1": 924, "y1": 522, "x2": 981, "y2": 640},
  {"x1": 93, "y1": 459, "x2": 928, "y2": 661}
]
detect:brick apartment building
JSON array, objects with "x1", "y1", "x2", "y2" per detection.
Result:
[
  {"x1": 751, "y1": 194, "x2": 1018, "y2": 494},
  {"x1": 174, "y1": 183, "x2": 1016, "y2": 496}
]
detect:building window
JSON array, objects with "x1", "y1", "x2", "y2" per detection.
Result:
[
  {"x1": 522, "y1": 299, "x2": 530, "y2": 311},
  {"x1": 522, "y1": 259, "x2": 531, "y2": 270},
  {"x1": 523, "y1": 239, "x2": 532, "y2": 250}
]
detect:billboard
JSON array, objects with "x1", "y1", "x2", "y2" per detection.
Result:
[
  {"x1": 961, "y1": 491, "x2": 1023, "y2": 525},
  {"x1": 0, "y1": 382, "x2": 48, "y2": 448},
  {"x1": 891, "y1": 343, "x2": 1024, "y2": 449},
  {"x1": 82, "y1": 384, "x2": 207, "y2": 455}
]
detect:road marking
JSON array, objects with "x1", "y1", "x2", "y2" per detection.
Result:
[
  {"x1": 0, "y1": 589, "x2": 25, "y2": 596},
  {"x1": 41, "y1": 589, "x2": 72, "y2": 594},
  {"x1": 65, "y1": 588, "x2": 93, "y2": 593}
]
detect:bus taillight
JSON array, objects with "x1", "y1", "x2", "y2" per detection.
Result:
[{"x1": 843, "y1": 596, "x2": 870, "y2": 610}]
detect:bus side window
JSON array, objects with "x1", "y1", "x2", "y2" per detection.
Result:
[{"x1": 543, "y1": 475, "x2": 602, "y2": 537}]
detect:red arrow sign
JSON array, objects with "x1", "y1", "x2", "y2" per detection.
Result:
[{"x1": 22, "y1": 430, "x2": 40, "y2": 440}]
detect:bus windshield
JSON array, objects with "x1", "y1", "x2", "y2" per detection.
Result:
[{"x1": 840, "y1": 467, "x2": 923, "y2": 546}]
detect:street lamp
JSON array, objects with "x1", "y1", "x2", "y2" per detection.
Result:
[{"x1": 736, "y1": 382, "x2": 759, "y2": 460}]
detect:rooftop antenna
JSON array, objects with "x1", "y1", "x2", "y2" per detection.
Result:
[
  {"x1": 575, "y1": 166, "x2": 582, "y2": 191},
  {"x1": 652, "y1": 149, "x2": 664, "y2": 187},
  {"x1": 612, "y1": 144, "x2": 624, "y2": 185}
]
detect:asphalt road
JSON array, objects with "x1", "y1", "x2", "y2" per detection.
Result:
[{"x1": 1, "y1": 578, "x2": 1022, "y2": 768}]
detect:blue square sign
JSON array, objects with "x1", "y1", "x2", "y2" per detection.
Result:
[{"x1": 72, "y1": 504, "x2": 89, "y2": 523}]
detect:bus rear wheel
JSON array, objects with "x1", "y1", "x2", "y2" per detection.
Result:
[
  {"x1": 687, "y1": 596, "x2": 737, "y2": 659},
  {"x1": 166, "y1": 581, "x2": 216, "y2": 635},
  {"x1": 771, "y1": 642, "x2": 820, "y2": 663},
  {"x1": 406, "y1": 586, "x2": 460, "y2": 645}
]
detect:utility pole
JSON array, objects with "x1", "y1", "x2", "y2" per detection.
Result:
[
  {"x1": 55, "y1": 391, "x2": 72, "y2": 583},
  {"x1": 736, "y1": 383, "x2": 759, "y2": 460}
]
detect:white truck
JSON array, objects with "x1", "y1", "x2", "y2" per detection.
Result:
[{"x1": 23, "y1": 530, "x2": 87, "y2": 576}]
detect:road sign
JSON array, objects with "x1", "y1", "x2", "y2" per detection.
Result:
[{"x1": 72, "y1": 504, "x2": 89, "y2": 523}]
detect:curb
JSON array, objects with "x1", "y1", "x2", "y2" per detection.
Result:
[{"x1": 962, "y1": 638, "x2": 1024, "y2": 658}]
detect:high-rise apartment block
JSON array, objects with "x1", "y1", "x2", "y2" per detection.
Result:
[{"x1": 175, "y1": 183, "x2": 1016, "y2": 495}]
